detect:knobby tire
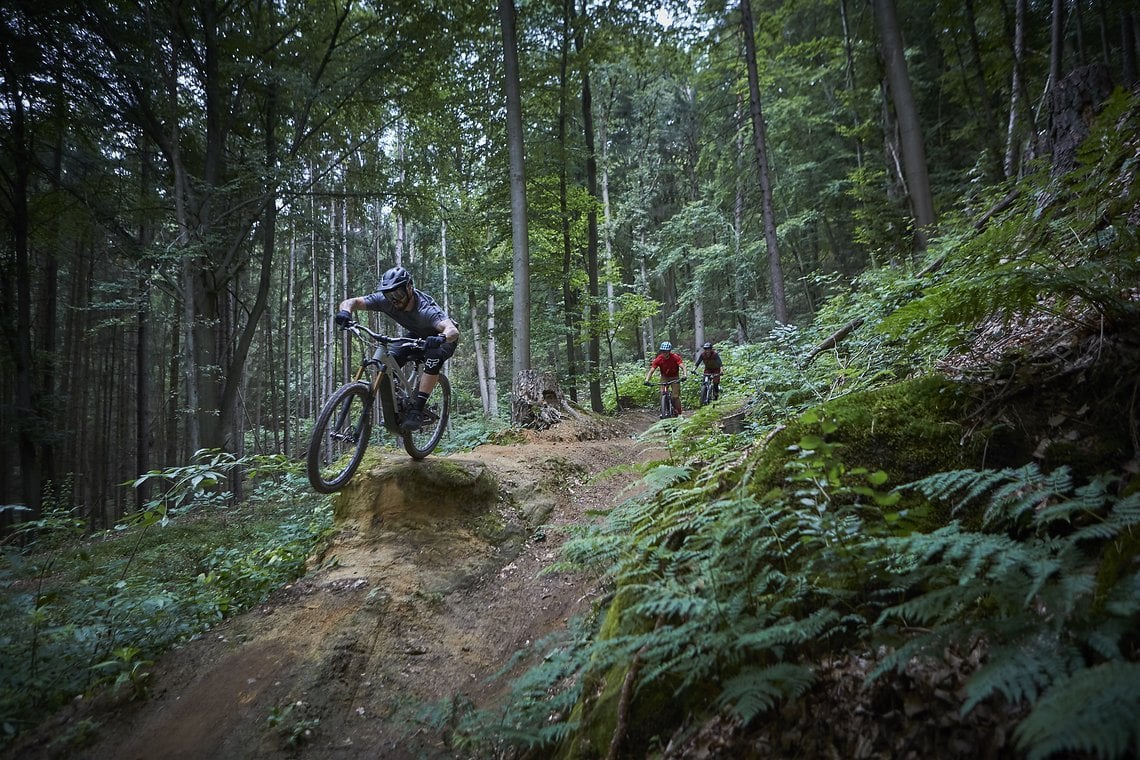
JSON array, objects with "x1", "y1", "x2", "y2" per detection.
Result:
[
  {"x1": 403, "y1": 374, "x2": 450, "y2": 459},
  {"x1": 307, "y1": 381, "x2": 373, "y2": 493}
]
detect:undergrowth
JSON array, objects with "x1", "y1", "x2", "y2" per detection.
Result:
[
  {"x1": 0, "y1": 452, "x2": 334, "y2": 748},
  {"x1": 443, "y1": 91, "x2": 1140, "y2": 760}
]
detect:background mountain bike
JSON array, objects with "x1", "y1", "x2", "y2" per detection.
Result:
[
  {"x1": 306, "y1": 319, "x2": 450, "y2": 493},
  {"x1": 646, "y1": 377, "x2": 683, "y2": 419},
  {"x1": 699, "y1": 372, "x2": 721, "y2": 406}
]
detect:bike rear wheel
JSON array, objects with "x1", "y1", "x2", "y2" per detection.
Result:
[
  {"x1": 307, "y1": 382, "x2": 373, "y2": 493},
  {"x1": 403, "y1": 374, "x2": 450, "y2": 459}
]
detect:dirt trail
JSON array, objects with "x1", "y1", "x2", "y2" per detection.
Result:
[{"x1": 39, "y1": 410, "x2": 660, "y2": 760}]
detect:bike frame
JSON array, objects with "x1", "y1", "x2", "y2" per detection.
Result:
[
  {"x1": 699, "y1": 372, "x2": 719, "y2": 405},
  {"x1": 652, "y1": 377, "x2": 682, "y2": 417},
  {"x1": 345, "y1": 321, "x2": 424, "y2": 434}
]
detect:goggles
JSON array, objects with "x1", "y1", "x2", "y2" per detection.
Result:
[{"x1": 383, "y1": 284, "x2": 411, "y2": 308}]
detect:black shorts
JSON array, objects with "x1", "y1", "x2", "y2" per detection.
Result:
[{"x1": 391, "y1": 339, "x2": 457, "y2": 375}]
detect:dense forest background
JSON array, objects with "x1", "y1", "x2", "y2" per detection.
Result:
[{"x1": 1, "y1": 0, "x2": 1137, "y2": 527}]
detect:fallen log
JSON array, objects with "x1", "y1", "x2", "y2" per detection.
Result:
[{"x1": 800, "y1": 316, "x2": 865, "y2": 368}]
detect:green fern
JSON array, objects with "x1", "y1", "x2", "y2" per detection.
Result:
[
  {"x1": 960, "y1": 637, "x2": 1083, "y2": 714},
  {"x1": 1014, "y1": 662, "x2": 1140, "y2": 760},
  {"x1": 716, "y1": 662, "x2": 815, "y2": 724},
  {"x1": 873, "y1": 460, "x2": 1139, "y2": 759}
]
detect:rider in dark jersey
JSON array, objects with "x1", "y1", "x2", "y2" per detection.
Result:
[
  {"x1": 694, "y1": 341, "x2": 723, "y2": 401},
  {"x1": 335, "y1": 266, "x2": 459, "y2": 430}
]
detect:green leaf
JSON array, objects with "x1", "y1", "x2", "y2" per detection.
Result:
[{"x1": 867, "y1": 470, "x2": 889, "y2": 486}]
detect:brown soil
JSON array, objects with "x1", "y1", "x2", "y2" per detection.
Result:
[{"x1": 29, "y1": 409, "x2": 661, "y2": 760}]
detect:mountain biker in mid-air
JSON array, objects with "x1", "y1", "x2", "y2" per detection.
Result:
[
  {"x1": 695, "y1": 341, "x2": 723, "y2": 402},
  {"x1": 645, "y1": 341, "x2": 688, "y2": 417},
  {"x1": 335, "y1": 265, "x2": 460, "y2": 431}
]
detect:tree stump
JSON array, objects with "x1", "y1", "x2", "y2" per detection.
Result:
[{"x1": 511, "y1": 369, "x2": 582, "y2": 429}]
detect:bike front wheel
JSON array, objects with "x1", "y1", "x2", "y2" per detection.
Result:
[
  {"x1": 403, "y1": 374, "x2": 450, "y2": 459},
  {"x1": 660, "y1": 390, "x2": 673, "y2": 419},
  {"x1": 307, "y1": 382, "x2": 373, "y2": 493}
]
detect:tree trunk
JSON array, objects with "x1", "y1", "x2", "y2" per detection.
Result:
[
  {"x1": 839, "y1": 0, "x2": 865, "y2": 168},
  {"x1": 440, "y1": 219, "x2": 450, "y2": 317},
  {"x1": 558, "y1": 0, "x2": 578, "y2": 403},
  {"x1": 1004, "y1": 0, "x2": 1029, "y2": 178},
  {"x1": 487, "y1": 288, "x2": 500, "y2": 417},
  {"x1": 873, "y1": 0, "x2": 937, "y2": 248},
  {"x1": 740, "y1": 0, "x2": 790, "y2": 324},
  {"x1": 469, "y1": 291, "x2": 491, "y2": 417},
  {"x1": 1050, "y1": 0, "x2": 1065, "y2": 87},
  {"x1": 964, "y1": 0, "x2": 1002, "y2": 181},
  {"x1": 574, "y1": 0, "x2": 604, "y2": 413},
  {"x1": 499, "y1": 0, "x2": 531, "y2": 378},
  {"x1": 1122, "y1": 11, "x2": 1137, "y2": 86},
  {"x1": 1046, "y1": 62, "x2": 1113, "y2": 173},
  {"x1": 284, "y1": 233, "x2": 295, "y2": 454}
]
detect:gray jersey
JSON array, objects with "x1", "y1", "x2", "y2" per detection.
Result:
[{"x1": 361, "y1": 288, "x2": 450, "y2": 338}]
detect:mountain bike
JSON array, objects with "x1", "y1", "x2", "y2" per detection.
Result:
[
  {"x1": 699, "y1": 372, "x2": 721, "y2": 406},
  {"x1": 646, "y1": 377, "x2": 683, "y2": 419},
  {"x1": 306, "y1": 319, "x2": 450, "y2": 494}
]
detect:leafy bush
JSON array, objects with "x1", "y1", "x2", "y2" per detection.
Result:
[{"x1": 0, "y1": 455, "x2": 333, "y2": 748}]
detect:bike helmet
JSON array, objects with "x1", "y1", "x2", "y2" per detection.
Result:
[
  {"x1": 702, "y1": 342, "x2": 712, "y2": 349},
  {"x1": 659, "y1": 341, "x2": 672, "y2": 352},
  {"x1": 378, "y1": 265, "x2": 413, "y2": 293}
]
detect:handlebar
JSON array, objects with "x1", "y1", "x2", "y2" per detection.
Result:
[
  {"x1": 340, "y1": 319, "x2": 426, "y2": 349},
  {"x1": 645, "y1": 378, "x2": 685, "y2": 386}
]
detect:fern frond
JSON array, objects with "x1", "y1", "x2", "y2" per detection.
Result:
[
  {"x1": 961, "y1": 637, "x2": 1081, "y2": 714},
  {"x1": 1015, "y1": 662, "x2": 1140, "y2": 760},
  {"x1": 902, "y1": 467, "x2": 1026, "y2": 517},
  {"x1": 985, "y1": 465, "x2": 1072, "y2": 527},
  {"x1": 716, "y1": 663, "x2": 815, "y2": 723},
  {"x1": 732, "y1": 608, "x2": 844, "y2": 655},
  {"x1": 1104, "y1": 571, "x2": 1140, "y2": 618},
  {"x1": 1072, "y1": 491, "x2": 1140, "y2": 542}
]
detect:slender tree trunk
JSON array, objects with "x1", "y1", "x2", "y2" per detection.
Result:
[
  {"x1": 965, "y1": 0, "x2": 1002, "y2": 180},
  {"x1": 599, "y1": 78, "x2": 617, "y2": 326},
  {"x1": 558, "y1": 0, "x2": 578, "y2": 403},
  {"x1": 486, "y1": 288, "x2": 499, "y2": 416},
  {"x1": 469, "y1": 292, "x2": 491, "y2": 417},
  {"x1": 284, "y1": 234, "x2": 295, "y2": 454},
  {"x1": 639, "y1": 254, "x2": 654, "y2": 353},
  {"x1": 839, "y1": 0, "x2": 865, "y2": 168},
  {"x1": 1005, "y1": 0, "x2": 1029, "y2": 178},
  {"x1": 740, "y1": 0, "x2": 790, "y2": 323},
  {"x1": 0, "y1": 105, "x2": 42, "y2": 515},
  {"x1": 440, "y1": 219, "x2": 450, "y2": 317},
  {"x1": 1122, "y1": 11, "x2": 1138, "y2": 86},
  {"x1": 499, "y1": 0, "x2": 531, "y2": 383},
  {"x1": 1050, "y1": 0, "x2": 1065, "y2": 87},
  {"x1": 131, "y1": 137, "x2": 155, "y2": 507},
  {"x1": 873, "y1": 0, "x2": 937, "y2": 247},
  {"x1": 733, "y1": 98, "x2": 749, "y2": 343},
  {"x1": 573, "y1": 0, "x2": 604, "y2": 412}
]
